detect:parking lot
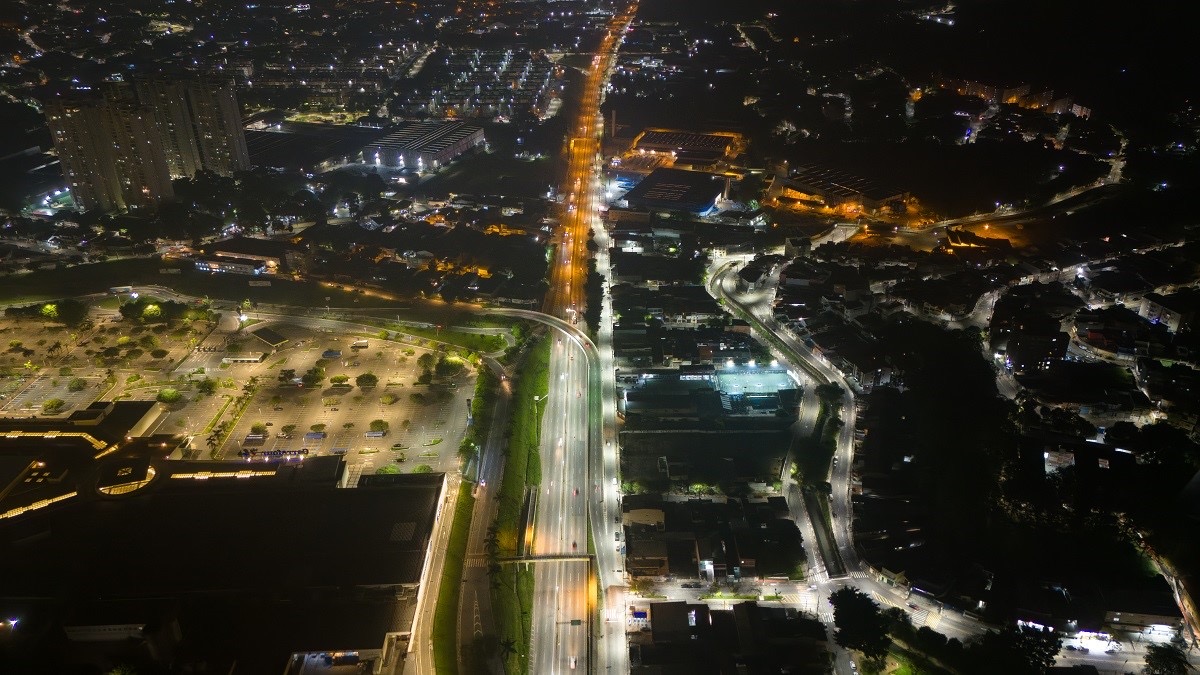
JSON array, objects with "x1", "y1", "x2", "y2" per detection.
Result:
[
  {"x1": 0, "y1": 373, "x2": 105, "y2": 415},
  {"x1": 197, "y1": 321, "x2": 476, "y2": 479},
  {"x1": 0, "y1": 308, "x2": 477, "y2": 479}
]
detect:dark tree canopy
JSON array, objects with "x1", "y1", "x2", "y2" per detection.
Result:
[
  {"x1": 1143, "y1": 642, "x2": 1192, "y2": 675},
  {"x1": 829, "y1": 587, "x2": 891, "y2": 659},
  {"x1": 963, "y1": 625, "x2": 1061, "y2": 675}
]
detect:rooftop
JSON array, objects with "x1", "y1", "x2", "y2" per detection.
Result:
[{"x1": 622, "y1": 168, "x2": 724, "y2": 215}]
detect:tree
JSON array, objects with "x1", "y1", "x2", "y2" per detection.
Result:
[
  {"x1": 68, "y1": 377, "x2": 88, "y2": 392},
  {"x1": 1144, "y1": 642, "x2": 1193, "y2": 675},
  {"x1": 157, "y1": 388, "x2": 183, "y2": 404},
  {"x1": 141, "y1": 304, "x2": 162, "y2": 321},
  {"x1": 356, "y1": 372, "x2": 379, "y2": 388},
  {"x1": 281, "y1": 424, "x2": 297, "y2": 436},
  {"x1": 815, "y1": 383, "x2": 844, "y2": 406},
  {"x1": 250, "y1": 422, "x2": 268, "y2": 434},
  {"x1": 278, "y1": 369, "x2": 296, "y2": 383},
  {"x1": 964, "y1": 625, "x2": 1061, "y2": 675},
  {"x1": 499, "y1": 637, "x2": 517, "y2": 661},
  {"x1": 310, "y1": 423, "x2": 327, "y2": 432},
  {"x1": 412, "y1": 464, "x2": 434, "y2": 473},
  {"x1": 629, "y1": 578, "x2": 659, "y2": 596},
  {"x1": 197, "y1": 378, "x2": 218, "y2": 395},
  {"x1": 417, "y1": 352, "x2": 436, "y2": 370},
  {"x1": 829, "y1": 587, "x2": 891, "y2": 659},
  {"x1": 330, "y1": 374, "x2": 350, "y2": 385},
  {"x1": 40, "y1": 303, "x2": 58, "y2": 321},
  {"x1": 41, "y1": 398, "x2": 67, "y2": 415},
  {"x1": 376, "y1": 464, "x2": 401, "y2": 475},
  {"x1": 380, "y1": 392, "x2": 398, "y2": 405},
  {"x1": 370, "y1": 419, "x2": 390, "y2": 433},
  {"x1": 302, "y1": 366, "x2": 326, "y2": 387},
  {"x1": 435, "y1": 355, "x2": 466, "y2": 378},
  {"x1": 484, "y1": 523, "x2": 500, "y2": 555},
  {"x1": 343, "y1": 422, "x2": 355, "y2": 430},
  {"x1": 881, "y1": 606, "x2": 914, "y2": 642}
]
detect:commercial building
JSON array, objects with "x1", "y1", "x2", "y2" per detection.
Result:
[
  {"x1": 621, "y1": 168, "x2": 725, "y2": 216},
  {"x1": 628, "y1": 128, "x2": 743, "y2": 170},
  {"x1": 362, "y1": 120, "x2": 486, "y2": 171},
  {"x1": 0, "y1": 403, "x2": 443, "y2": 673},
  {"x1": 194, "y1": 254, "x2": 267, "y2": 275},
  {"x1": 631, "y1": 600, "x2": 828, "y2": 674},
  {"x1": 771, "y1": 165, "x2": 908, "y2": 214},
  {"x1": 198, "y1": 235, "x2": 309, "y2": 275}
]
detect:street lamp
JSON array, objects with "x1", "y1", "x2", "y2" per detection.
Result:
[{"x1": 532, "y1": 394, "x2": 547, "y2": 445}]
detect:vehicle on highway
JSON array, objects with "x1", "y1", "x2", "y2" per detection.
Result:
[
  {"x1": 572, "y1": 541, "x2": 577, "y2": 550},
  {"x1": 570, "y1": 656, "x2": 577, "y2": 669},
  {"x1": 573, "y1": 487, "x2": 579, "y2": 496}
]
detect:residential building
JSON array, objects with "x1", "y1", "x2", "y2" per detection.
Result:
[
  {"x1": 133, "y1": 75, "x2": 250, "y2": 178},
  {"x1": 43, "y1": 75, "x2": 248, "y2": 211},
  {"x1": 44, "y1": 94, "x2": 174, "y2": 212}
]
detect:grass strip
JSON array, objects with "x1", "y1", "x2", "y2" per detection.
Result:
[
  {"x1": 494, "y1": 333, "x2": 550, "y2": 554},
  {"x1": 491, "y1": 333, "x2": 550, "y2": 674},
  {"x1": 432, "y1": 481, "x2": 476, "y2": 675},
  {"x1": 203, "y1": 395, "x2": 234, "y2": 434}
]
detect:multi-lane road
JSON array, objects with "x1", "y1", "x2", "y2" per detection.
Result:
[{"x1": 531, "y1": 4, "x2": 637, "y2": 674}]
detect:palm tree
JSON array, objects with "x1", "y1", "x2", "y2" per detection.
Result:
[
  {"x1": 499, "y1": 638, "x2": 516, "y2": 661},
  {"x1": 484, "y1": 524, "x2": 500, "y2": 556}
]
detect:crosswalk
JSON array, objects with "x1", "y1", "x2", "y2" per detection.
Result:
[
  {"x1": 775, "y1": 594, "x2": 833, "y2": 622},
  {"x1": 871, "y1": 591, "x2": 930, "y2": 625}
]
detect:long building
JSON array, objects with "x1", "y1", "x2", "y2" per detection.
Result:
[{"x1": 362, "y1": 120, "x2": 485, "y2": 171}]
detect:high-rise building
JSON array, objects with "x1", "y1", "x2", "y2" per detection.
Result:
[
  {"x1": 43, "y1": 75, "x2": 249, "y2": 212},
  {"x1": 44, "y1": 94, "x2": 174, "y2": 212},
  {"x1": 134, "y1": 75, "x2": 249, "y2": 178},
  {"x1": 182, "y1": 76, "x2": 250, "y2": 176},
  {"x1": 107, "y1": 100, "x2": 176, "y2": 209},
  {"x1": 133, "y1": 77, "x2": 203, "y2": 179}
]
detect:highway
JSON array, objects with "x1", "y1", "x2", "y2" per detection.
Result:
[{"x1": 531, "y1": 3, "x2": 637, "y2": 673}]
